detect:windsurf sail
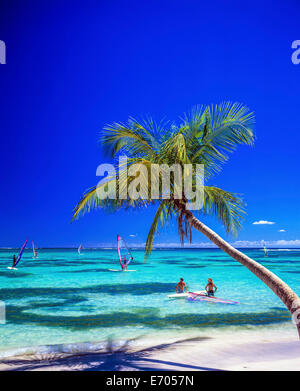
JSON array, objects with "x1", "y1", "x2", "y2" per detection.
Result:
[
  {"x1": 188, "y1": 292, "x2": 239, "y2": 305},
  {"x1": 117, "y1": 235, "x2": 133, "y2": 270},
  {"x1": 78, "y1": 244, "x2": 82, "y2": 255},
  {"x1": 14, "y1": 239, "x2": 28, "y2": 267},
  {"x1": 262, "y1": 241, "x2": 268, "y2": 256},
  {"x1": 32, "y1": 241, "x2": 37, "y2": 258}
]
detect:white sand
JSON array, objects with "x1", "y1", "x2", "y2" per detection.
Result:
[{"x1": 0, "y1": 326, "x2": 300, "y2": 371}]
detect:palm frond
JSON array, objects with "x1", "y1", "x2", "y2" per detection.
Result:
[
  {"x1": 204, "y1": 102, "x2": 255, "y2": 152},
  {"x1": 72, "y1": 162, "x2": 154, "y2": 221},
  {"x1": 181, "y1": 102, "x2": 255, "y2": 178},
  {"x1": 72, "y1": 185, "x2": 102, "y2": 221},
  {"x1": 144, "y1": 201, "x2": 173, "y2": 260},
  {"x1": 101, "y1": 117, "x2": 172, "y2": 159},
  {"x1": 202, "y1": 186, "x2": 246, "y2": 235}
]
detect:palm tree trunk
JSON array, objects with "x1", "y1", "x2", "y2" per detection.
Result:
[{"x1": 185, "y1": 211, "x2": 300, "y2": 339}]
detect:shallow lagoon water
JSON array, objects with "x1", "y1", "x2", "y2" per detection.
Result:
[{"x1": 0, "y1": 248, "x2": 299, "y2": 357}]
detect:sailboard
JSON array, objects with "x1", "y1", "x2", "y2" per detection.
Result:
[
  {"x1": 78, "y1": 244, "x2": 83, "y2": 255},
  {"x1": 116, "y1": 235, "x2": 135, "y2": 271},
  {"x1": 188, "y1": 291, "x2": 239, "y2": 305},
  {"x1": 8, "y1": 239, "x2": 28, "y2": 270},
  {"x1": 168, "y1": 290, "x2": 206, "y2": 299}
]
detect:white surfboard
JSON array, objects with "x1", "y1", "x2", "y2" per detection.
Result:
[
  {"x1": 168, "y1": 290, "x2": 206, "y2": 299},
  {"x1": 108, "y1": 269, "x2": 137, "y2": 272},
  {"x1": 7, "y1": 267, "x2": 18, "y2": 270}
]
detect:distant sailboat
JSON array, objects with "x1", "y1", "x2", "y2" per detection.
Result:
[
  {"x1": 78, "y1": 244, "x2": 83, "y2": 255},
  {"x1": 262, "y1": 241, "x2": 268, "y2": 257},
  {"x1": 8, "y1": 239, "x2": 28, "y2": 270},
  {"x1": 32, "y1": 241, "x2": 38, "y2": 258}
]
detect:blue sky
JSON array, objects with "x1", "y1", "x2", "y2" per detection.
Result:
[{"x1": 0, "y1": 0, "x2": 299, "y2": 248}]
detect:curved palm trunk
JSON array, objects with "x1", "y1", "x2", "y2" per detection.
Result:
[{"x1": 186, "y1": 212, "x2": 300, "y2": 338}]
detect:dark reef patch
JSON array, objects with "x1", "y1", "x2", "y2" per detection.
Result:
[
  {"x1": 58, "y1": 268, "x2": 116, "y2": 274},
  {"x1": 0, "y1": 270, "x2": 33, "y2": 278},
  {"x1": 182, "y1": 265, "x2": 206, "y2": 269},
  {"x1": 0, "y1": 283, "x2": 176, "y2": 302},
  {"x1": 5, "y1": 306, "x2": 290, "y2": 331}
]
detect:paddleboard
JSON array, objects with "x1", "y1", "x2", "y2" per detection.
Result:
[
  {"x1": 168, "y1": 290, "x2": 206, "y2": 299},
  {"x1": 188, "y1": 291, "x2": 239, "y2": 305},
  {"x1": 7, "y1": 267, "x2": 18, "y2": 270},
  {"x1": 108, "y1": 269, "x2": 137, "y2": 272}
]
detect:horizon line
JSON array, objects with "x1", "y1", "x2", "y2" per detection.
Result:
[{"x1": 1, "y1": 246, "x2": 300, "y2": 250}]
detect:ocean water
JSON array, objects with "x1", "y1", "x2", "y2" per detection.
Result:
[{"x1": 0, "y1": 248, "x2": 299, "y2": 357}]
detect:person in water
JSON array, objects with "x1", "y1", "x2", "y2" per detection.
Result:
[
  {"x1": 176, "y1": 278, "x2": 187, "y2": 293},
  {"x1": 123, "y1": 256, "x2": 133, "y2": 270},
  {"x1": 123, "y1": 256, "x2": 128, "y2": 270},
  {"x1": 12, "y1": 255, "x2": 17, "y2": 268},
  {"x1": 205, "y1": 278, "x2": 217, "y2": 296}
]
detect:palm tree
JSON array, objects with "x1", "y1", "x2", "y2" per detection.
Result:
[{"x1": 72, "y1": 102, "x2": 300, "y2": 338}]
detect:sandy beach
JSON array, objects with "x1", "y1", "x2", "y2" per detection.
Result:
[{"x1": 1, "y1": 328, "x2": 299, "y2": 371}]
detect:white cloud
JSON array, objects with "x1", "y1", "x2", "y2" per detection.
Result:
[
  {"x1": 153, "y1": 242, "x2": 216, "y2": 248},
  {"x1": 278, "y1": 229, "x2": 286, "y2": 232},
  {"x1": 275, "y1": 240, "x2": 300, "y2": 246},
  {"x1": 232, "y1": 240, "x2": 262, "y2": 247},
  {"x1": 129, "y1": 234, "x2": 137, "y2": 237},
  {"x1": 253, "y1": 220, "x2": 275, "y2": 225},
  {"x1": 143, "y1": 239, "x2": 300, "y2": 249},
  {"x1": 93, "y1": 238, "x2": 300, "y2": 249},
  {"x1": 232, "y1": 239, "x2": 300, "y2": 248}
]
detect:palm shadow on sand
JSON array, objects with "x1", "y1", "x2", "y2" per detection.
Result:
[{"x1": 2, "y1": 336, "x2": 223, "y2": 371}]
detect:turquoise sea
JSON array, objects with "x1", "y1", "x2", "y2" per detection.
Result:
[{"x1": 0, "y1": 248, "x2": 299, "y2": 357}]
